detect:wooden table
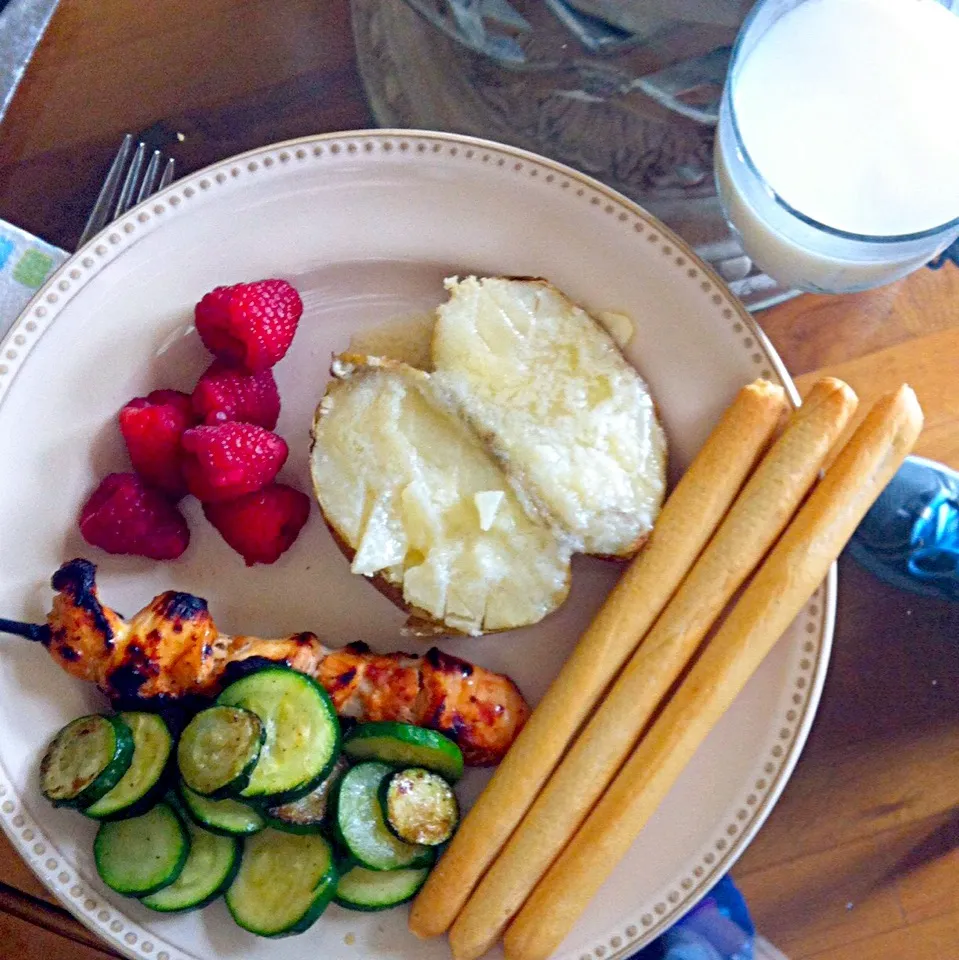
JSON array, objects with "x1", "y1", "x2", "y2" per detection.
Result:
[{"x1": 0, "y1": 3, "x2": 957, "y2": 959}]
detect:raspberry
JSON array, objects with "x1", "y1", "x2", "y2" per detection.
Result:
[
  {"x1": 203, "y1": 483, "x2": 311, "y2": 566},
  {"x1": 180, "y1": 422, "x2": 288, "y2": 502},
  {"x1": 79, "y1": 473, "x2": 190, "y2": 560},
  {"x1": 118, "y1": 389, "x2": 195, "y2": 498},
  {"x1": 194, "y1": 279, "x2": 303, "y2": 372},
  {"x1": 191, "y1": 360, "x2": 280, "y2": 428}
]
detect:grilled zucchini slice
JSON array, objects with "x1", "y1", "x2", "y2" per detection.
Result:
[
  {"x1": 380, "y1": 768, "x2": 458, "y2": 846},
  {"x1": 263, "y1": 756, "x2": 348, "y2": 834},
  {"x1": 342, "y1": 722, "x2": 463, "y2": 782},
  {"x1": 334, "y1": 761, "x2": 433, "y2": 871},
  {"x1": 177, "y1": 705, "x2": 264, "y2": 798},
  {"x1": 334, "y1": 863, "x2": 429, "y2": 911},
  {"x1": 93, "y1": 801, "x2": 189, "y2": 897},
  {"x1": 178, "y1": 781, "x2": 265, "y2": 837},
  {"x1": 216, "y1": 667, "x2": 340, "y2": 803},
  {"x1": 226, "y1": 829, "x2": 338, "y2": 936},
  {"x1": 140, "y1": 819, "x2": 239, "y2": 912},
  {"x1": 85, "y1": 713, "x2": 172, "y2": 820},
  {"x1": 40, "y1": 714, "x2": 134, "y2": 808}
]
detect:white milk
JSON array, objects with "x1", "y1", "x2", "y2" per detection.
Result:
[{"x1": 716, "y1": 0, "x2": 959, "y2": 291}]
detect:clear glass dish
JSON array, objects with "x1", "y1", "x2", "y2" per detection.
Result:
[{"x1": 350, "y1": 0, "x2": 801, "y2": 310}]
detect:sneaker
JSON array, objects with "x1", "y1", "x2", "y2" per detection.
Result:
[{"x1": 847, "y1": 455, "x2": 959, "y2": 602}]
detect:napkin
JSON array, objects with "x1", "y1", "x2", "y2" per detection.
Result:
[{"x1": 0, "y1": 218, "x2": 67, "y2": 339}]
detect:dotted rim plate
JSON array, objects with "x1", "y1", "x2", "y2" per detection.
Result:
[{"x1": 0, "y1": 130, "x2": 835, "y2": 960}]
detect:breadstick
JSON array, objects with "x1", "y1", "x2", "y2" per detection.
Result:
[
  {"x1": 448, "y1": 378, "x2": 856, "y2": 960},
  {"x1": 505, "y1": 386, "x2": 923, "y2": 960},
  {"x1": 407, "y1": 379, "x2": 787, "y2": 939}
]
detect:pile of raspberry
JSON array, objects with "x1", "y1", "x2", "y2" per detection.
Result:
[{"x1": 79, "y1": 279, "x2": 311, "y2": 566}]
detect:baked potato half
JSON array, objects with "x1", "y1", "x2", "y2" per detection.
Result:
[{"x1": 310, "y1": 356, "x2": 572, "y2": 636}]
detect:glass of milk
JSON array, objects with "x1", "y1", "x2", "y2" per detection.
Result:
[{"x1": 715, "y1": 0, "x2": 959, "y2": 293}]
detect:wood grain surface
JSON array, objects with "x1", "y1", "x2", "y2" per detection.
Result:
[{"x1": 0, "y1": 2, "x2": 957, "y2": 960}]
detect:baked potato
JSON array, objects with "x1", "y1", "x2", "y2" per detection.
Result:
[
  {"x1": 309, "y1": 276, "x2": 668, "y2": 635},
  {"x1": 432, "y1": 277, "x2": 667, "y2": 558},
  {"x1": 309, "y1": 356, "x2": 573, "y2": 636}
]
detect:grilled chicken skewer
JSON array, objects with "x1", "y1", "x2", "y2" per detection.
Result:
[{"x1": 0, "y1": 559, "x2": 529, "y2": 766}]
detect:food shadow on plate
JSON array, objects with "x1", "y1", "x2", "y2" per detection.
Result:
[
  {"x1": 197, "y1": 896, "x2": 252, "y2": 954},
  {"x1": 293, "y1": 258, "x2": 458, "y2": 349},
  {"x1": 1, "y1": 633, "x2": 109, "y2": 738}
]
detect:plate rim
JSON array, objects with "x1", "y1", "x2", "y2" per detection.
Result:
[{"x1": 0, "y1": 128, "x2": 834, "y2": 960}]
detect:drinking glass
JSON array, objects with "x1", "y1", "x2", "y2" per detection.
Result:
[{"x1": 715, "y1": 0, "x2": 959, "y2": 294}]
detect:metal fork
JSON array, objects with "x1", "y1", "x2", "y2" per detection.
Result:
[{"x1": 77, "y1": 134, "x2": 176, "y2": 247}]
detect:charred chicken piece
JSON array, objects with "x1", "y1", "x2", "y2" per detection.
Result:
[{"x1": 0, "y1": 559, "x2": 529, "y2": 766}]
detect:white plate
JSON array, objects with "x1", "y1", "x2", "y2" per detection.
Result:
[{"x1": 0, "y1": 131, "x2": 833, "y2": 960}]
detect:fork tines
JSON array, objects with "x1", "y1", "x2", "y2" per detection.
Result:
[{"x1": 78, "y1": 134, "x2": 176, "y2": 247}]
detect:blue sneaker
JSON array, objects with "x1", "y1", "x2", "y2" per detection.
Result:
[
  {"x1": 847, "y1": 455, "x2": 959, "y2": 602},
  {"x1": 632, "y1": 875, "x2": 754, "y2": 960}
]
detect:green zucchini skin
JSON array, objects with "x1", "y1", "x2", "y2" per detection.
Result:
[
  {"x1": 334, "y1": 863, "x2": 430, "y2": 911},
  {"x1": 177, "y1": 705, "x2": 265, "y2": 799},
  {"x1": 379, "y1": 768, "x2": 459, "y2": 846},
  {"x1": 333, "y1": 762, "x2": 434, "y2": 872},
  {"x1": 216, "y1": 667, "x2": 341, "y2": 804},
  {"x1": 40, "y1": 714, "x2": 135, "y2": 809},
  {"x1": 342, "y1": 721, "x2": 464, "y2": 782},
  {"x1": 84, "y1": 713, "x2": 173, "y2": 820},
  {"x1": 93, "y1": 801, "x2": 190, "y2": 897},
  {"x1": 225, "y1": 829, "x2": 338, "y2": 937}
]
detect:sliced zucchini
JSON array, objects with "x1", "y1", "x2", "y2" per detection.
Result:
[
  {"x1": 177, "y1": 705, "x2": 264, "y2": 798},
  {"x1": 342, "y1": 722, "x2": 463, "y2": 782},
  {"x1": 334, "y1": 762, "x2": 433, "y2": 872},
  {"x1": 93, "y1": 801, "x2": 189, "y2": 896},
  {"x1": 217, "y1": 667, "x2": 340, "y2": 802},
  {"x1": 178, "y1": 781, "x2": 265, "y2": 837},
  {"x1": 381, "y1": 768, "x2": 458, "y2": 846},
  {"x1": 85, "y1": 713, "x2": 172, "y2": 820},
  {"x1": 264, "y1": 755, "x2": 348, "y2": 834},
  {"x1": 226, "y1": 829, "x2": 338, "y2": 936},
  {"x1": 40, "y1": 714, "x2": 135, "y2": 808},
  {"x1": 334, "y1": 863, "x2": 429, "y2": 911},
  {"x1": 140, "y1": 819, "x2": 239, "y2": 912}
]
